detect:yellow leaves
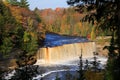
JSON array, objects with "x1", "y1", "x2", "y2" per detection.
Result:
[
  {"x1": 8, "y1": 6, "x2": 23, "y2": 23},
  {"x1": 23, "y1": 31, "x2": 30, "y2": 42},
  {"x1": 76, "y1": 22, "x2": 82, "y2": 28},
  {"x1": 30, "y1": 32, "x2": 37, "y2": 39},
  {"x1": 90, "y1": 25, "x2": 96, "y2": 40},
  {"x1": 23, "y1": 31, "x2": 37, "y2": 43},
  {"x1": 2, "y1": 0, "x2": 9, "y2": 6},
  {"x1": 30, "y1": 32, "x2": 34, "y2": 37},
  {"x1": 27, "y1": 17, "x2": 33, "y2": 28}
]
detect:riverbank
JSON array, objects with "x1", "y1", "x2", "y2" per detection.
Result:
[
  {"x1": 95, "y1": 36, "x2": 111, "y2": 56},
  {"x1": 1, "y1": 56, "x2": 107, "y2": 80},
  {"x1": 34, "y1": 56, "x2": 107, "y2": 80},
  {"x1": 0, "y1": 35, "x2": 110, "y2": 79}
]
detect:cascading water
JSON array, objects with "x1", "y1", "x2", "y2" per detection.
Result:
[
  {"x1": 36, "y1": 33, "x2": 96, "y2": 64},
  {"x1": 3, "y1": 33, "x2": 107, "y2": 80}
]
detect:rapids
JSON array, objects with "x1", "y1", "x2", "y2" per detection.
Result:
[
  {"x1": 33, "y1": 56, "x2": 107, "y2": 80},
  {"x1": 2, "y1": 33, "x2": 107, "y2": 80}
]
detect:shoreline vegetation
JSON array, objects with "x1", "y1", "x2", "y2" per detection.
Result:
[{"x1": 1, "y1": 0, "x2": 118, "y2": 80}]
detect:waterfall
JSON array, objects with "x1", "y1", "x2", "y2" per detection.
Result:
[{"x1": 36, "y1": 41, "x2": 96, "y2": 63}]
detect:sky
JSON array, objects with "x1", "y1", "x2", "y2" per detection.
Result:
[{"x1": 27, "y1": 0, "x2": 69, "y2": 10}]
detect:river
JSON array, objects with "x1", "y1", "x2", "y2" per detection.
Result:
[
  {"x1": 44, "y1": 33, "x2": 89, "y2": 47},
  {"x1": 2, "y1": 33, "x2": 107, "y2": 80}
]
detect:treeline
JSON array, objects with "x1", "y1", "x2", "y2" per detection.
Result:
[{"x1": 35, "y1": 7, "x2": 111, "y2": 39}]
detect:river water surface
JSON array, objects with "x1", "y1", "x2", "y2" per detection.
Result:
[{"x1": 3, "y1": 33, "x2": 107, "y2": 80}]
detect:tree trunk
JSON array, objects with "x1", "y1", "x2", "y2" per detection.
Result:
[{"x1": 116, "y1": 0, "x2": 120, "y2": 55}]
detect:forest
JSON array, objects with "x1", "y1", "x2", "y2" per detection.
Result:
[
  {"x1": 0, "y1": 0, "x2": 45, "y2": 73},
  {"x1": 0, "y1": 0, "x2": 120, "y2": 80},
  {"x1": 35, "y1": 7, "x2": 112, "y2": 38}
]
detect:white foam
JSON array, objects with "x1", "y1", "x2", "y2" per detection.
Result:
[
  {"x1": 4, "y1": 70, "x2": 16, "y2": 80},
  {"x1": 33, "y1": 56, "x2": 108, "y2": 80}
]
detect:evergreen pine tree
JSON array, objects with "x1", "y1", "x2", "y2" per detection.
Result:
[
  {"x1": 0, "y1": 1, "x2": 24, "y2": 56},
  {"x1": 0, "y1": 37, "x2": 13, "y2": 56},
  {"x1": 78, "y1": 49, "x2": 85, "y2": 80},
  {"x1": 67, "y1": 0, "x2": 120, "y2": 80},
  {"x1": 19, "y1": 0, "x2": 29, "y2": 8},
  {"x1": 8, "y1": 0, "x2": 19, "y2": 6}
]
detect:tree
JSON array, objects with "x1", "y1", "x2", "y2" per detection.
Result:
[
  {"x1": 10, "y1": 65, "x2": 39, "y2": 80},
  {"x1": 22, "y1": 31, "x2": 38, "y2": 55},
  {"x1": 19, "y1": 0, "x2": 29, "y2": 8},
  {"x1": 0, "y1": 37, "x2": 13, "y2": 56},
  {"x1": 14, "y1": 18, "x2": 38, "y2": 68},
  {"x1": 77, "y1": 50, "x2": 85, "y2": 80},
  {"x1": 0, "y1": 1, "x2": 24, "y2": 56},
  {"x1": 67, "y1": 0, "x2": 120, "y2": 80},
  {"x1": 7, "y1": 0, "x2": 29, "y2": 8},
  {"x1": 7, "y1": 0, "x2": 19, "y2": 6},
  {"x1": 22, "y1": 17, "x2": 38, "y2": 55},
  {"x1": 0, "y1": 0, "x2": 38, "y2": 69}
]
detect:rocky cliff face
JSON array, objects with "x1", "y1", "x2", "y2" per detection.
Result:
[{"x1": 36, "y1": 42, "x2": 96, "y2": 63}]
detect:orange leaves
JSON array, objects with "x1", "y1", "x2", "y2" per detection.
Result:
[
  {"x1": 55, "y1": 7, "x2": 61, "y2": 12},
  {"x1": 37, "y1": 8, "x2": 94, "y2": 36}
]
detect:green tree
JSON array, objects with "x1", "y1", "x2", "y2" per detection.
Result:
[
  {"x1": 67, "y1": 0, "x2": 120, "y2": 80},
  {"x1": 0, "y1": 1, "x2": 24, "y2": 56},
  {"x1": 16, "y1": 18, "x2": 38, "y2": 67},
  {"x1": 7, "y1": 0, "x2": 19, "y2": 6},
  {"x1": 7, "y1": 0, "x2": 29, "y2": 8},
  {"x1": 22, "y1": 31, "x2": 38, "y2": 55},
  {"x1": 22, "y1": 18, "x2": 38, "y2": 55},
  {"x1": 0, "y1": 37, "x2": 13, "y2": 56},
  {"x1": 78, "y1": 53, "x2": 85, "y2": 80},
  {"x1": 19, "y1": 0, "x2": 29, "y2": 8}
]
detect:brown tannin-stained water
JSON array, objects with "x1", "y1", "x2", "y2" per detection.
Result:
[{"x1": 36, "y1": 33, "x2": 96, "y2": 64}]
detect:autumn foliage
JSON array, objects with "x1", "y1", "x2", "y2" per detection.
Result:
[{"x1": 34, "y1": 7, "x2": 110, "y2": 39}]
